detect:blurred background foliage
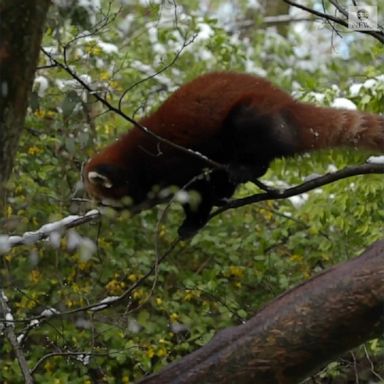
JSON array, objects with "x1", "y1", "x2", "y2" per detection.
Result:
[{"x1": 1, "y1": 0, "x2": 384, "y2": 382}]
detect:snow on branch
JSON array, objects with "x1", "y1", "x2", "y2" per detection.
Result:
[
  {"x1": 2, "y1": 163, "x2": 384, "y2": 252},
  {"x1": 0, "y1": 291, "x2": 34, "y2": 384},
  {"x1": 0, "y1": 209, "x2": 100, "y2": 253}
]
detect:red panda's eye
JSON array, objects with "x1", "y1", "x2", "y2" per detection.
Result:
[{"x1": 87, "y1": 171, "x2": 113, "y2": 189}]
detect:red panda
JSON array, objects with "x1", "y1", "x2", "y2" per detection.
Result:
[{"x1": 83, "y1": 72, "x2": 384, "y2": 237}]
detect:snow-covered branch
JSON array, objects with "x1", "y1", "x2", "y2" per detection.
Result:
[
  {"x1": 0, "y1": 291, "x2": 33, "y2": 384},
  {"x1": 0, "y1": 209, "x2": 100, "y2": 253}
]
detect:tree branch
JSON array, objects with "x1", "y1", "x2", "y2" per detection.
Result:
[
  {"x1": 30, "y1": 350, "x2": 116, "y2": 375},
  {"x1": 41, "y1": 47, "x2": 224, "y2": 171},
  {"x1": 137, "y1": 239, "x2": 384, "y2": 384},
  {"x1": 0, "y1": 238, "x2": 180, "y2": 330},
  {"x1": 117, "y1": 32, "x2": 197, "y2": 110},
  {"x1": 211, "y1": 163, "x2": 384, "y2": 219},
  {"x1": 0, "y1": 209, "x2": 100, "y2": 251},
  {"x1": 2, "y1": 163, "x2": 384, "y2": 251},
  {"x1": 282, "y1": 0, "x2": 384, "y2": 43},
  {"x1": 0, "y1": 291, "x2": 34, "y2": 384}
]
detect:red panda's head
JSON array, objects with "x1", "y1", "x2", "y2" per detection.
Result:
[
  {"x1": 82, "y1": 153, "x2": 170, "y2": 213},
  {"x1": 83, "y1": 160, "x2": 136, "y2": 208}
]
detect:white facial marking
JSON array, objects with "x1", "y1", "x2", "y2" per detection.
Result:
[
  {"x1": 88, "y1": 171, "x2": 113, "y2": 188},
  {"x1": 101, "y1": 198, "x2": 124, "y2": 207}
]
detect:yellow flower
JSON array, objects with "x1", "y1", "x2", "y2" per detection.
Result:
[
  {"x1": 65, "y1": 299, "x2": 74, "y2": 308},
  {"x1": 99, "y1": 71, "x2": 110, "y2": 81},
  {"x1": 110, "y1": 80, "x2": 122, "y2": 91},
  {"x1": 46, "y1": 110, "x2": 56, "y2": 118},
  {"x1": 44, "y1": 360, "x2": 54, "y2": 372},
  {"x1": 105, "y1": 279, "x2": 124, "y2": 295},
  {"x1": 228, "y1": 266, "x2": 245, "y2": 278},
  {"x1": 34, "y1": 110, "x2": 45, "y2": 118},
  {"x1": 102, "y1": 123, "x2": 113, "y2": 135},
  {"x1": 30, "y1": 270, "x2": 41, "y2": 284},
  {"x1": 170, "y1": 312, "x2": 179, "y2": 322},
  {"x1": 289, "y1": 254, "x2": 303, "y2": 263},
  {"x1": 321, "y1": 253, "x2": 331, "y2": 262},
  {"x1": 85, "y1": 43, "x2": 102, "y2": 56},
  {"x1": 183, "y1": 292, "x2": 194, "y2": 301},
  {"x1": 157, "y1": 347, "x2": 167, "y2": 357},
  {"x1": 78, "y1": 261, "x2": 92, "y2": 271},
  {"x1": 183, "y1": 290, "x2": 201, "y2": 301},
  {"x1": 132, "y1": 289, "x2": 145, "y2": 300},
  {"x1": 146, "y1": 347, "x2": 155, "y2": 358},
  {"x1": 155, "y1": 297, "x2": 163, "y2": 305},
  {"x1": 33, "y1": 109, "x2": 55, "y2": 119},
  {"x1": 128, "y1": 274, "x2": 138, "y2": 282},
  {"x1": 27, "y1": 146, "x2": 42, "y2": 156},
  {"x1": 260, "y1": 208, "x2": 273, "y2": 220}
]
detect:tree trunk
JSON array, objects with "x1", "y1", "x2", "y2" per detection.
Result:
[
  {"x1": 137, "y1": 240, "x2": 384, "y2": 384},
  {"x1": 0, "y1": 0, "x2": 50, "y2": 211}
]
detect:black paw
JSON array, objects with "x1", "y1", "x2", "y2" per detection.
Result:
[
  {"x1": 177, "y1": 222, "x2": 201, "y2": 239},
  {"x1": 178, "y1": 215, "x2": 209, "y2": 239},
  {"x1": 227, "y1": 163, "x2": 268, "y2": 184}
]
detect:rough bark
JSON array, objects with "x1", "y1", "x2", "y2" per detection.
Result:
[
  {"x1": 138, "y1": 240, "x2": 384, "y2": 384},
  {"x1": 0, "y1": 0, "x2": 50, "y2": 210}
]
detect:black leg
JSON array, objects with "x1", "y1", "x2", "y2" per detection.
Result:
[
  {"x1": 178, "y1": 197, "x2": 213, "y2": 239},
  {"x1": 177, "y1": 171, "x2": 236, "y2": 239}
]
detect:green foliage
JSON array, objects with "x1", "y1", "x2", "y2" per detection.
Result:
[{"x1": 1, "y1": 1, "x2": 383, "y2": 383}]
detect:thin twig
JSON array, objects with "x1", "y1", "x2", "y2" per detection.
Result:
[
  {"x1": 36, "y1": 63, "x2": 58, "y2": 70},
  {"x1": 5, "y1": 238, "x2": 181, "y2": 323},
  {"x1": 30, "y1": 350, "x2": 126, "y2": 375},
  {"x1": 62, "y1": 2, "x2": 118, "y2": 48},
  {"x1": 321, "y1": 0, "x2": 343, "y2": 39},
  {"x1": 0, "y1": 291, "x2": 34, "y2": 384},
  {"x1": 41, "y1": 47, "x2": 224, "y2": 171},
  {"x1": 118, "y1": 32, "x2": 197, "y2": 110},
  {"x1": 363, "y1": 344, "x2": 384, "y2": 382},
  {"x1": 328, "y1": 0, "x2": 348, "y2": 18},
  {"x1": 283, "y1": 0, "x2": 384, "y2": 43}
]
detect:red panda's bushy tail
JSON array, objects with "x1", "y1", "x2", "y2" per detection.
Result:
[{"x1": 289, "y1": 102, "x2": 384, "y2": 153}]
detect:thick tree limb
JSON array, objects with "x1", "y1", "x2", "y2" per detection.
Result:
[
  {"x1": 0, "y1": 0, "x2": 51, "y2": 209},
  {"x1": 138, "y1": 240, "x2": 384, "y2": 384}
]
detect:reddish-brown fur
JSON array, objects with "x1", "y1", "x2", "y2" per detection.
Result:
[{"x1": 83, "y1": 72, "x2": 384, "y2": 237}]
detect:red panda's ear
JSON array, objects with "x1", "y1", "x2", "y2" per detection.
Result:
[
  {"x1": 87, "y1": 171, "x2": 113, "y2": 189},
  {"x1": 84, "y1": 163, "x2": 126, "y2": 189}
]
